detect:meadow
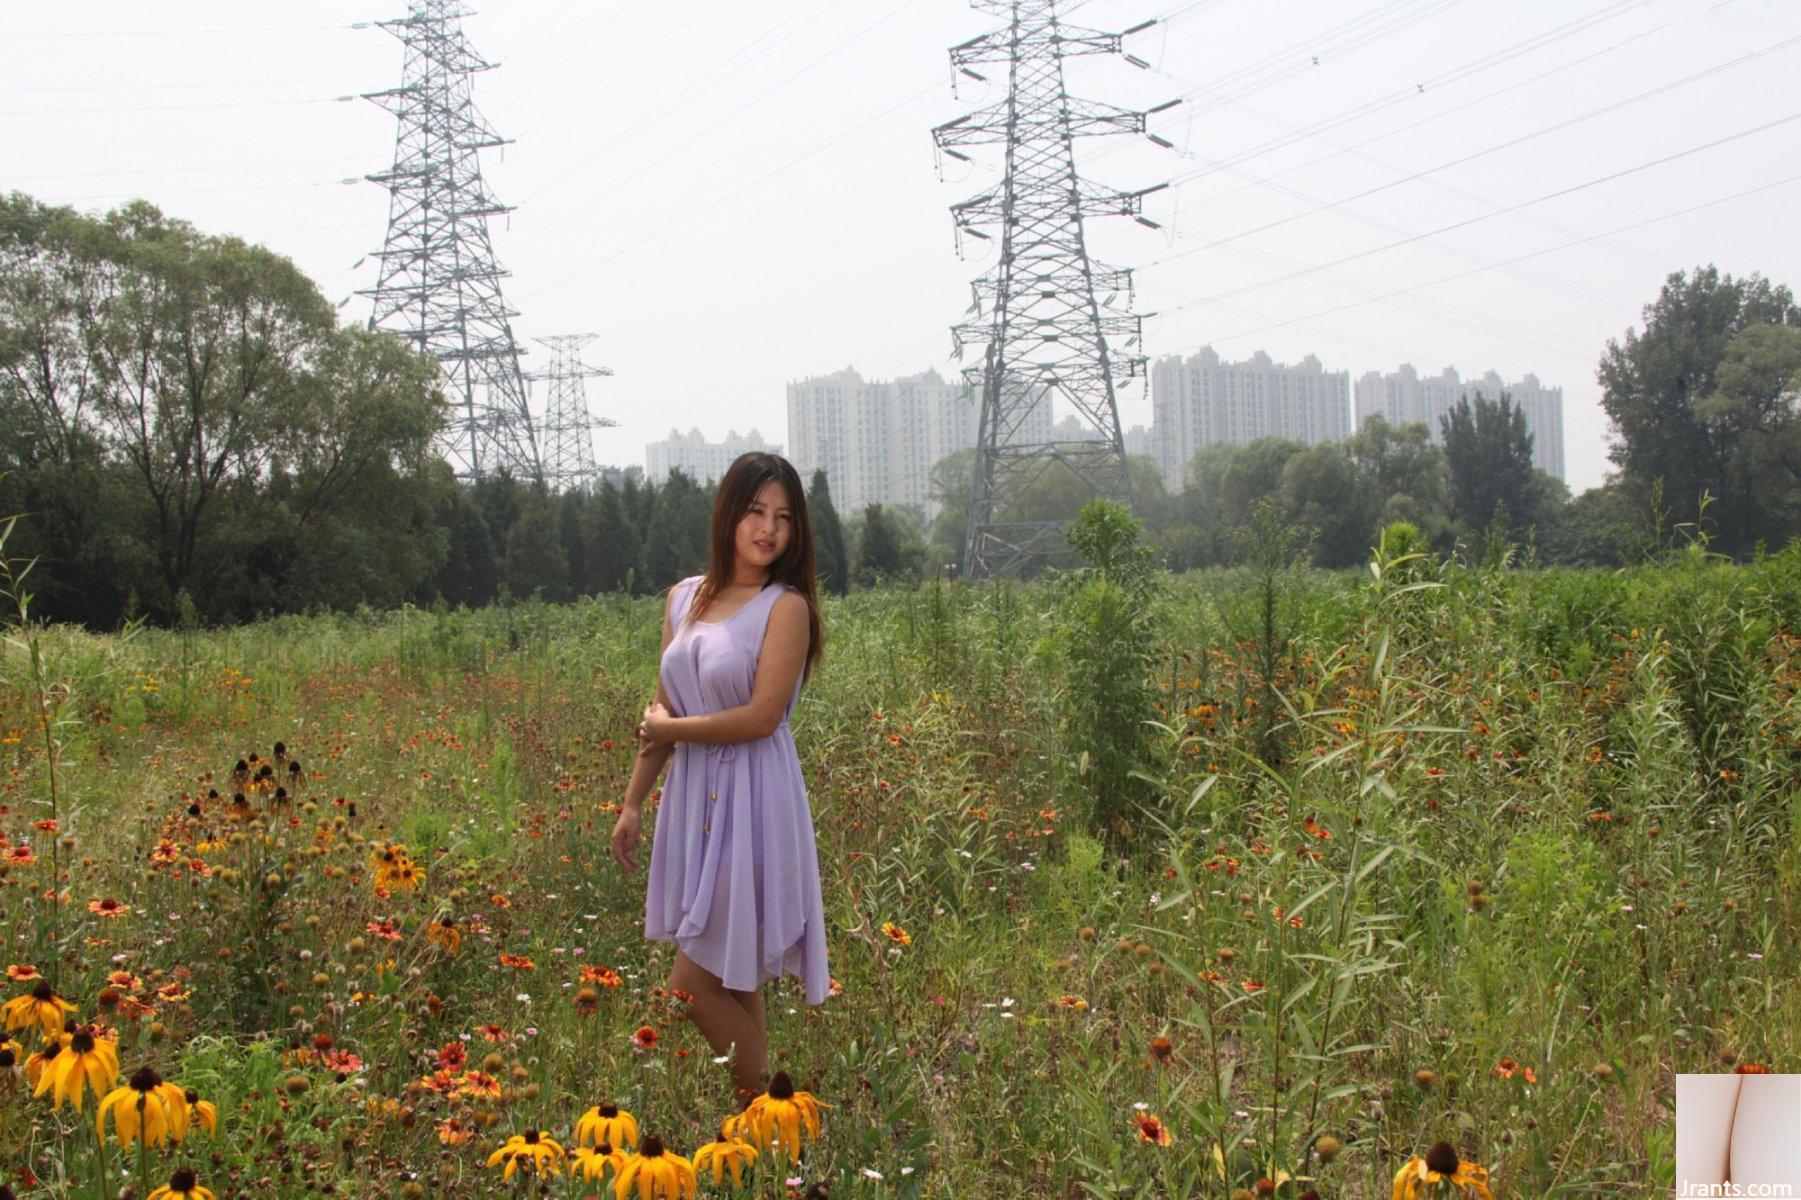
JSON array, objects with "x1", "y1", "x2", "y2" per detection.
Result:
[{"x1": 1, "y1": 538, "x2": 1797, "y2": 1199}]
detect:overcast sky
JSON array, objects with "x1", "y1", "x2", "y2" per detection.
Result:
[{"x1": 9, "y1": 0, "x2": 1801, "y2": 495}]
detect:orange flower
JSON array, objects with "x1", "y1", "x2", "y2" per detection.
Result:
[
  {"x1": 630, "y1": 1025, "x2": 658, "y2": 1052},
  {"x1": 456, "y1": 1071, "x2": 502, "y2": 1098},
  {"x1": 1734, "y1": 1063, "x2": 1771, "y2": 1074},
  {"x1": 438, "y1": 1117, "x2": 475, "y2": 1145},
  {"x1": 89, "y1": 898, "x2": 128, "y2": 918},
  {"x1": 498, "y1": 953, "x2": 535, "y2": 970},
  {"x1": 1131, "y1": 1111, "x2": 1173, "y2": 1146},
  {"x1": 880, "y1": 922, "x2": 911, "y2": 946},
  {"x1": 1300, "y1": 814, "x2": 1333, "y2": 840},
  {"x1": 578, "y1": 965, "x2": 622, "y2": 988},
  {"x1": 1493, "y1": 1057, "x2": 1537, "y2": 1083},
  {"x1": 6, "y1": 965, "x2": 42, "y2": 982}
]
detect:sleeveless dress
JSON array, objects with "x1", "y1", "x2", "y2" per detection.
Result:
[{"x1": 643, "y1": 575, "x2": 831, "y2": 1005}]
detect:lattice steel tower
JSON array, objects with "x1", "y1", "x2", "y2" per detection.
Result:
[
  {"x1": 361, "y1": 0, "x2": 543, "y2": 484},
  {"x1": 933, "y1": 0, "x2": 1171, "y2": 580},
  {"x1": 529, "y1": 335, "x2": 616, "y2": 491}
]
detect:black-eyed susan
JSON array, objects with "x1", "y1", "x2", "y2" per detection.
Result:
[
  {"x1": 612, "y1": 1134, "x2": 696, "y2": 1200},
  {"x1": 692, "y1": 1119, "x2": 759, "y2": 1189},
  {"x1": 147, "y1": 1167, "x2": 214, "y2": 1200},
  {"x1": 2, "y1": 981, "x2": 76, "y2": 1040},
  {"x1": 424, "y1": 917, "x2": 461, "y2": 955},
  {"x1": 24, "y1": 1037, "x2": 61, "y2": 1089},
  {"x1": 182, "y1": 1088, "x2": 218, "y2": 1138},
  {"x1": 576, "y1": 1101, "x2": 639, "y2": 1151},
  {"x1": 571, "y1": 1142, "x2": 627, "y2": 1186},
  {"x1": 1392, "y1": 1141, "x2": 1493, "y2": 1200},
  {"x1": 737, "y1": 1071, "x2": 828, "y2": 1156},
  {"x1": 96, "y1": 1066, "x2": 185, "y2": 1147},
  {"x1": 36, "y1": 1026, "x2": 120, "y2": 1112},
  {"x1": 486, "y1": 1129, "x2": 567, "y2": 1180}
]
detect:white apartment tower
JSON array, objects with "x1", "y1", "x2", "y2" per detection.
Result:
[
  {"x1": 787, "y1": 367, "x2": 1054, "y2": 519},
  {"x1": 1353, "y1": 364, "x2": 1565, "y2": 481},
  {"x1": 645, "y1": 426, "x2": 782, "y2": 486},
  {"x1": 1151, "y1": 347, "x2": 1352, "y2": 490}
]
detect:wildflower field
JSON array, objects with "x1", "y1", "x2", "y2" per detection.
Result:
[{"x1": 1, "y1": 545, "x2": 1798, "y2": 1199}]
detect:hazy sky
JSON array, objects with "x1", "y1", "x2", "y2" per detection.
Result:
[{"x1": 9, "y1": 0, "x2": 1801, "y2": 495}]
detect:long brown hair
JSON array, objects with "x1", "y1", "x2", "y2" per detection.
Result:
[{"x1": 675, "y1": 452, "x2": 825, "y2": 687}]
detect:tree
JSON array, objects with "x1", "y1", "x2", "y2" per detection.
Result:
[
  {"x1": 807, "y1": 468, "x2": 849, "y2": 595},
  {"x1": 852, "y1": 502, "x2": 905, "y2": 588},
  {"x1": 590, "y1": 480, "x2": 638, "y2": 593},
  {"x1": 500, "y1": 489, "x2": 569, "y2": 602},
  {"x1": 0, "y1": 193, "x2": 446, "y2": 623},
  {"x1": 1440, "y1": 393, "x2": 1534, "y2": 538},
  {"x1": 1698, "y1": 323, "x2": 1801, "y2": 549},
  {"x1": 1599, "y1": 266, "x2": 1801, "y2": 554}
]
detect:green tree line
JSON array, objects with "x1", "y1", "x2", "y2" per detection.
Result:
[{"x1": 3, "y1": 193, "x2": 1796, "y2": 627}]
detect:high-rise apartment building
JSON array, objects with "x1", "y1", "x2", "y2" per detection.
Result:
[
  {"x1": 787, "y1": 367, "x2": 1053, "y2": 519},
  {"x1": 1353, "y1": 364, "x2": 1565, "y2": 481},
  {"x1": 1049, "y1": 413, "x2": 1153, "y2": 459},
  {"x1": 1150, "y1": 347, "x2": 1352, "y2": 490},
  {"x1": 644, "y1": 426, "x2": 781, "y2": 487}
]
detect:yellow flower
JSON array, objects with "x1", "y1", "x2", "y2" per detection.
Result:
[
  {"x1": 147, "y1": 1168, "x2": 215, "y2": 1200},
  {"x1": 96, "y1": 1066, "x2": 185, "y2": 1147},
  {"x1": 735, "y1": 1070, "x2": 829, "y2": 1156},
  {"x1": 1393, "y1": 1142, "x2": 1494, "y2": 1200},
  {"x1": 572, "y1": 1142, "x2": 628, "y2": 1185},
  {"x1": 36, "y1": 1026, "x2": 120, "y2": 1112},
  {"x1": 575, "y1": 1100, "x2": 640, "y2": 1150},
  {"x1": 183, "y1": 1087, "x2": 219, "y2": 1137},
  {"x1": 486, "y1": 1129, "x2": 567, "y2": 1180},
  {"x1": 880, "y1": 922, "x2": 911, "y2": 946},
  {"x1": 2, "y1": 981, "x2": 77, "y2": 1040},
  {"x1": 613, "y1": 1134, "x2": 696, "y2": 1200},
  {"x1": 692, "y1": 1119, "x2": 759, "y2": 1189}
]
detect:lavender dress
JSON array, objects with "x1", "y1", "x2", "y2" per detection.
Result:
[{"x1": 643, "y1": 575, "x2": 830, "y2": 1005}]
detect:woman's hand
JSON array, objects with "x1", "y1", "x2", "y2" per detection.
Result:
[
  {"x1": 637, "y1": 701, "x2": 676, "y2": 755},
  {"x1": 611, "y1": 806, "x2": 642, "y2": 872}
]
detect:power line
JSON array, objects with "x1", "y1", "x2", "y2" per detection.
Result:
[
  {"x1": 518, "y1": 76, "x2": 943, "y2": 300},
  {"x1": 1151, "y1": 169, "x2": 1801, "y2": 346},
  {"x1": 1139, "y1": 33, "x2": 1801, "y2": 276},
  {"x1": 1152, "y1": 107, "x2": 1801, "y2": 317},
  {"x1": 1, "y1": 22, "x2": 351, "y2": 37},
  {"x1": 0, "y1": 95, "x2": 370, "y2": 118},
  {"x1": 510, "y1": 0, "x2": 926, "y2": 253},
  {"x1": 502, "y1": 0, "x2": 738, "y2": 135},
  {"x1": 510, "y1": 0, "x2": 840, "y2": 203},
  {"x1": 1090, "y1": 0, "x2": 1653, "y2": 177},
  {"x1": 491, "y1": 0, "x2": 647, "y2": 116}
]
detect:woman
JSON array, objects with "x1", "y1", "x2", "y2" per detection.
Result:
[{"x1": 609, "y1": 452, "x2": 831, "y2": 1112}]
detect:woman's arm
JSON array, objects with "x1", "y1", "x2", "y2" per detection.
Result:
[
  {"x1": 1674, "y1": 1073, "x2": 1741, "y2": 1191},
  {"x1": 660, "y1": 591, "x2": 810, "y2": 745},
  {"x1": 620, "y1": 587, "x2": 683, "y2": 815}
]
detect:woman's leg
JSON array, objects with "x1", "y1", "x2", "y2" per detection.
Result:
[
  {"x1": 724, "y1": 984, "x2": 768, "y2": 1106},
  {"x1": 669, "y1": 949, "x2": 767, "y2": 1106}
]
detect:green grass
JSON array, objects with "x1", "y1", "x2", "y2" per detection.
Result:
[{"x1": 1, "y1": 548, "x2": 1797, "y2": 1198}]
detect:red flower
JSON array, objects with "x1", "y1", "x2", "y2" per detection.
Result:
[{"x1": 630, "y1": 1025, "x2": 659, "y2": 1052}]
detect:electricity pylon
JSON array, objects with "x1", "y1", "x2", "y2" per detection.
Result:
[
  {"x1": 932, "y1": 0, "x2": 1174, "y2": 580},
  {"x1": 360, "y1": 0, "x2": 543, "y2": 485},
  {"x1": 529, "y1": 335, "x2": 616, "y2": 491}
]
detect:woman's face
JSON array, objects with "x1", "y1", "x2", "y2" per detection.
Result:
[{"x1": 734, "y1": 479, "x2": 793, "y2": 575}]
